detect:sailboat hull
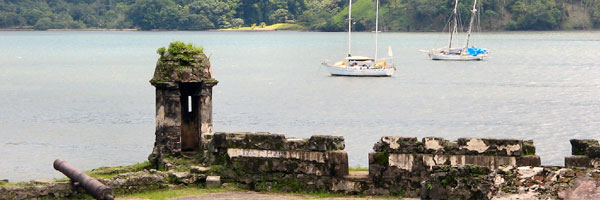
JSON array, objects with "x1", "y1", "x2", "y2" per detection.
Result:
[
  {"x1": 430, "y1": 53, "x2": 486, "y2": 61},
  {"x1": 324, "y1": 64, "x2": 395, "y2": 77}
]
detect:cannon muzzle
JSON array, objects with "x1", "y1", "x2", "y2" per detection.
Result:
[{"x1": 53, "y1": 158, "x2": 114, "y2": 200}]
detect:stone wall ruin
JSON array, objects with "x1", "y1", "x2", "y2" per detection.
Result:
[{"x1": 188, "y1": 132, "x2": 547, "y2": 198}]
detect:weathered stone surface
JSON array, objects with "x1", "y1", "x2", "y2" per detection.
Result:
[
  {"x1": 458, "y1": 138, "x2": 523, "y2": 156},
  {"x1": 420, "y1": 165, "x2": 494, "y2": 200},
  {"x1": 206, "y1": 176, "x2": 221, "y2": 188},
  {"x1": 331, "y1": 180, "x2": 362, "y2": 193},
  {"x1": 307, "y1": 135, "x2": 345, "y2": 151},
  {"x1": 373, "y1": 136, "x2": 423, "y2": 153},
  {"x1": 565, "y1": 155, "x2": 591, "y2": 168},
  {"x1": 0, "y1": 181, "x2": 75, "y2": 200},
  {"x1": 570, "y1": 139, "x2": 599, "y2": 156},
  {"x1": 373, "y1": 137, "x2": 529, "y2": 157},
  {"x1": 190, "y1": 166, "x2": 210, "y2": 174},
  {"x1": 516, "y1": 166, "x2": 544, "y2": 179},
  {"x1": 516, "y1": 155, "x2": 541, "y2": 167},
  {"x1": 214, "y1": 132, "x2": 287, "y2": 150},
  {"x1": 226, "y1": 148, "x2": 327, "y2": 163},
  {"x1": 389, "y1": 153, "x2": 415, "y2": 171},
  {"x1": 170, "y1": 172, "x2": 196, "y2": 184},
  {"x1": 385, "y1": 153, "x2": 521, "y2": 171},
  {"x1": 285, "y1": 138, "x2": 308, "y2": 150},
  {"x1": 558, "y1": 176, "x2": 600, "y2": 200},
  {"x1": 326, "y1": 151, "x2": 349, "y2": 177},
  {"x1": 522, "y1": 140, "x2": 536, "y2": 155},
  {"x1": 423, "y1": 137, "x2": 457, "y2": 154},
  {"x1": 108, "y1": 170, "x2": 169, "y2": 193},
  {"x1": 587, "y1": 145, "x2": 600, "y2": 158}
]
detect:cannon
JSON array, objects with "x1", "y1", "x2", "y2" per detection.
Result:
[{"x1": 53, "y1": 158, "x2": 114, "y2": 200}]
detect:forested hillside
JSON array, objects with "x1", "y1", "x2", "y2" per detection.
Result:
[{"x1": 0, "y1": 0, "x2": 598, "y2": 31}]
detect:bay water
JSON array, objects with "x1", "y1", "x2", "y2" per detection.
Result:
[{"x1": 1, "y1": 31, "x2": 599, "y2": 182}]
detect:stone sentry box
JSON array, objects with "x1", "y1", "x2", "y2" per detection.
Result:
[{"x1": 148, "y1": 42, "x2": 217, "y2": 163}]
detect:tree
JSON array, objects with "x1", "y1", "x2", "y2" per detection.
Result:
[
  {"x1": 34, "y1": 17, "x2": 53, "y2": 30},
  {"x1": 231, "y1": 18, "x2": 244, "y2": 28},
  {"x1": 270, "y1": 8, "x2": 289, "y2": 23},
  {"x1": 127, "y1": 0, "x2": 177, "y2": 30},
  {"x1": 187, "y1": 0, "x2": 237, "y2": 29},
  {"x1": 23, "y1": 9, "x2": 46, "y2": 25}
]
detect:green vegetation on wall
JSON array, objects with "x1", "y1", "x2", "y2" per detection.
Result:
[
  {"x1": 151, "y1": 41, "x2": 212, "y2": 84},
  {"x1": 0, "y1": 0, "x2": 598, "y2": 31}
]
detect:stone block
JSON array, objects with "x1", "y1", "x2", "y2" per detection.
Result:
[
  {"x1": 373, "y1": 136, "x2": 423, "y2": 153},
  {"x1": 206, "y1": 176, "x2": 221, "y2": 188},
  {"x1": 190, "y1": 166, "x2": 210, "y2": 174},
  {"x1": 368, "y1": 163, "x2": 385, "y2": 179},
  {"x1": 326, "y1": 151, "x2": 349, "y2": 177},
  {"x1": 570, "y1": 139, "x2": 599, "y2": 156},
  {"x1": 587, "y1": 146, "x2": 600, "y2": 158},
  {"x1": 226, "y1": 148, "x2": 327, "y2": 163},
  {"x1": 331, "y1": 180, "x2": 362, "y2": 193},
  {"x1": 565, "y1": 155, "x2": 591, "y2": 168},
  {"x1": 421, "y1": 165, "x2": 494, "y2": 200},
  {"x1": 388, "y1": 153, "x2": 416, "y2": 171},
  {"x1": 516, "y1": 155, "x2": 541, "y2": 167},
  {"x1": 422, "y1": 137, "x2": 447, "y2": 154},
  {"x1": 457, "y1": 138, "x2": 522, "y2": 156},
  {"x1": 213, "y1": 132, "x2": 287, "y2": 150},
  {"x1": 522, "y1": 140, "x2": 536, "y2": 155},
  {"x1": 285, "y1": 138, "x2": 308, "y2": 150},
  {"x1": 170, "y1": 172, "x2": 196, "y2": 184},
  {"x1": 308, "y1": 135, "x2": 345, "y2": 151}
]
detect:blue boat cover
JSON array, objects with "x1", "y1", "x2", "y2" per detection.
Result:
[{"x1": 467, "y1": 48, "x2": 487, "y2": 56}]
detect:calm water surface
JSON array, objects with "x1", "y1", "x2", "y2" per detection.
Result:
[{"x1": 1, "y1": 31, "x2": 599, "y2": 182}]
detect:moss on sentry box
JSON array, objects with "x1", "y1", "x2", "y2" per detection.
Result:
[{"x1": 150, "y1": 41, "x2": 213, "y2": 84}]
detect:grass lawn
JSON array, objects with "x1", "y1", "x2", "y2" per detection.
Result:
[
  {"x1": 220, "y1": 23, "x2": 305, "y2": 31},
  {"x1": 121, "y1": 187, "x2": 229, "y2": 200}
]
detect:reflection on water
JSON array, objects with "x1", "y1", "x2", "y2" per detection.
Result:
[{"x1": 1, "y1": 31, "x2": 599, "y2": 182}]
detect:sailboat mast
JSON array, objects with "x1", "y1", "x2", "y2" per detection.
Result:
[
  {"x1": 348, "y1": 0, "x2": 352, "y2": 57},
  {"x1": 375, "y1": 0, "x2": 379, "y2": 61},
  {"x1": 464, "y1": 0, "x2": 477, "y2": 50},
  {"x1": 448, "y1": 0, "x2": 459, "y2": 49}
]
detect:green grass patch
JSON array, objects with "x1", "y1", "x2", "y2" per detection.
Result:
[
  {"x1": 120, "y1": 187, "x2": 228, "y2": 200},
  {"x1": 268, "y1": 23, "x2": 305, "y2": 30},
  {"x1": 349, "y1": 166, "x2": 368, "y2": 171},
  {"x1": 86, "y1": 161, "x2": 151, "y2": 179},
  {"x1": 163, "y1": 156, "x2": 204, "y2": 172},
  {"x1": 0, "y1": 181, "x2": 22, "y2": 188},
  {"x1": 220, "y1": 23, "x2": 305, "y2": 31},
  {"x1": 304, "y1": 191, "x2": 345, "y2": 199}
]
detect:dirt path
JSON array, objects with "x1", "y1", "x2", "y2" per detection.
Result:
[{"x1": 167, "y1": 191, "x2": 416, "y2": 200}]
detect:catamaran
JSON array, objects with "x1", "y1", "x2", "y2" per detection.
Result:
[
  {"x1": 322, "y1": 0, "x2": 396, "y2": 76},
  {"x1": 425, "y1": 0, "x2": 488, "y2": 61}
]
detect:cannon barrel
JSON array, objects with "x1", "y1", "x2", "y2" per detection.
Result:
[{"x1": 53, "y1": 158, "x2": 114, "y2": 200}]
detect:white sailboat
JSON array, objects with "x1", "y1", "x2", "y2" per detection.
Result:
[
  {"x1": 425, "y1": 0, "x2": 488, "y2": 61},
  {"x1": 322, "y1": 0, "x2": 396, "y2": 77}
]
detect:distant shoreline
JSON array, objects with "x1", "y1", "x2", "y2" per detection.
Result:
[
  {"x1": 0, "y1": 28, "x2": 138, "y2": 31},
  {"x1": 1, "y1": 27, "x2": 598, "y2": 33}
]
